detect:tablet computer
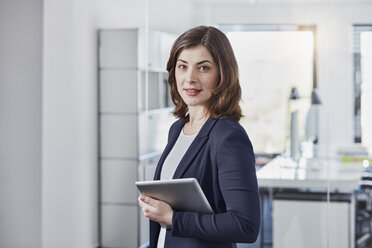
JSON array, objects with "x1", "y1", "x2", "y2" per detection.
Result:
[{"x1": 135, "y1": 178, "x2": 213, "y2": 214}]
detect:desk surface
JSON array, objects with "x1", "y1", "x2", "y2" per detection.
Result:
[{"x1": 257, "y1": 156, "x2": 366, "y2": 192}]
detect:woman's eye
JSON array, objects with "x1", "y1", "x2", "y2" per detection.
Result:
[
  {"x1": 200, "y1": 65, "x2": 209, "y2": 71},
  {"x1": 178, "y1": 64, "x2": 186, "y2": 69}
]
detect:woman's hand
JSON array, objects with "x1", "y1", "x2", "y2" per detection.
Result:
[{"x1": 138, "y1": 194, "x2": 174, "y2": 226}]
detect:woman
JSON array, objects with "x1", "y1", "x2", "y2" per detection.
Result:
[{"x1": 138, "y1": 26, "x2": 261, "y2": 248}]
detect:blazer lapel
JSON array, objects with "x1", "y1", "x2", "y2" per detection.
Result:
[
  {"x1": 172, "y1": 118, "x2": 218, "y2": 179},
  {"x1": 153, "y1": 119, "x2": 184, "y2": 180}
]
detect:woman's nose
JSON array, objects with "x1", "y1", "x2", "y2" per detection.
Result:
[{"x1": 185, "y1": 68, "x2": 197, "y2": 83}]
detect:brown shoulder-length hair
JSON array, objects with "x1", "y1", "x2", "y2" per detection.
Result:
[{"x1": 167, "y1": 25, "x2": 242, "y2": 122}]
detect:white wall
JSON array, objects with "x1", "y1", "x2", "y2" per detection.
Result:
[
  {"x1": 42, "y1": 0, "x2": 98, "y2": 247},
  {"x1": 97, "y1": 0, "x2": 194, "y2": 34},
  {"x1": 0, "y1": 0, "x2": 42, "y2": 247},
  {"x1": 97, "y1": 0, "x2": 147, "y2": 29},
  {"x1": 147, "y1": 0, "x2": 195, "y2": 34}
]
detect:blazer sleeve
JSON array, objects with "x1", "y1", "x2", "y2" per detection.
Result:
[{"x1": 170, "y1": 125, "x2": 261, "y2": 243}]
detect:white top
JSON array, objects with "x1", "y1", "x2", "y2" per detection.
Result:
[{"x1": 157, "y1": 129, "x2": 198, "y2": 248}]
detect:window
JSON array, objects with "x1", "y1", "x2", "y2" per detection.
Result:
[
  {"x1": 220, "y1": 24, "x2": 315, "y2": 154},
  {"x1": 353, "y1": 25, "x2": 372, "y2": 148}
]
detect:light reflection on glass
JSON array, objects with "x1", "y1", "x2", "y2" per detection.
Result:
[{"x1": 227, "y1": 31, "x2": 313, "y2": 154}]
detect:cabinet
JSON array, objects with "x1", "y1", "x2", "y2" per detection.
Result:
[
  {"x1": 273, "y1": 199, "x2": 351, "y2": 248},
  {"x1": 98, "y1": 29, "x2": 176, "y2": 248}
]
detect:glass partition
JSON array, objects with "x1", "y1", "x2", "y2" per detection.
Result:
[
  {"x1": 143, "y1": 1, "x2": 372, "y2": 248},
  {"x1": 96, "y1": 0, "x2": 372, "y2": 247}
]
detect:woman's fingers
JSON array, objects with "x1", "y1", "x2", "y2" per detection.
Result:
[
  {"x1": 138, "y1": 195, "x2": 156, "y2": 215},
  {"x1": 140, "y1": 194, "x2": 157, "y2": 206},
  {"x1": 141, "y1": 202, "x2": 158, "y2": 220},
  {"x1": 137, "y1": 195, "x2": 173, "y2": 226}
]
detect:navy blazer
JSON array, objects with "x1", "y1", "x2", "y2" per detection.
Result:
[{"x1": 150, "y1": 118, "x2": 261, "y2": 248}]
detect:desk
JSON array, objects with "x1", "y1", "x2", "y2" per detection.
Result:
[
  {"x1": 257, "y1": 156, "x2": 363, "y2": 192},
  {"x1": 256, "y1": 156, "x2": 366, "y2": 248}
]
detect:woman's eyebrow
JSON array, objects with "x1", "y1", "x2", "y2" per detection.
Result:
[
  {"x1": 177, "y1": 59, "x2": 213, "y2": 65},
  {"x1": 197, "y1": 60, "x2": 213, "y2": 65},
  {"x1": 177, "y1": 59, "x2": 188, "y2": 63}
]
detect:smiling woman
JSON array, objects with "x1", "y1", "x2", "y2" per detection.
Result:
[
  {"x1": 167, "y1": 26, "x2": 243, "y2": 123},
  {"x1": 175, "y1": 45, "x2": 219, "y2": 117},
  {"x1": 138, "y1": 26, "x2": 261, "y2": 248}
]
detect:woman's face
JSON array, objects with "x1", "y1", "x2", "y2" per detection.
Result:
[{"x1": 175, "y1": 45, "x2": 219, "y2": 108}]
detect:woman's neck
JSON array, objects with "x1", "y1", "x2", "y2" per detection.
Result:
[{"x1": 183, "y1": 106, "x2": 210, "y2": 135}]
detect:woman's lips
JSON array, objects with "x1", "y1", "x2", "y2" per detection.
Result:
[{"x1": 184, "y1": 88, "x2": 201, "y2": 96}]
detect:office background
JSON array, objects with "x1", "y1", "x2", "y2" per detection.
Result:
[{"x1": 1, "y1": 0, "x2": 372, "y2": 247}]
